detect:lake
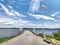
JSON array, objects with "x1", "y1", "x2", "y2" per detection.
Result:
[
  {"x1": 0, "y1": 28, "x2": 60, "y2": 38},
  {"x1": 33, "y1": 29, "x2": 60, "y2": 35},
  {"x1": 0, "y1": 28, "x2": 20, "y2": 38}
]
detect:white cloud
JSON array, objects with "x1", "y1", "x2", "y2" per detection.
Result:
[
  {"x1": 0, "y1": 17, "x2": 30, "y2": 25},
  {"x1": 0, "y1": 20, "x2": 4, "y2": 23},
  {"x1": 29, "y1": 0, "x2": 40, "y2": 12},
  {"x1": 51, "y1": 12, "x2": 58, "y2": 17},
  {"x1": 0, "y1": 17, "x2": 59, "y2": 28},
  {"x1": 9, "y1": 0, "x2": 16, "y2": 3},
  {"x1": 0, "y1": 18, "x2": 16, "y2": 24},
  {"x1": 11, "y1": 10, "x2": 26, "y2": 17},
  {"x1": 40, "y1": 21, "x2": 60, "y2": 28},
  {"x1": 4, "y1": 21, "x2": 15, "y2": 24},
  {"x1": 7, "y1": 5, "x2": 13, "y2": 9},
  {"x1": 44, "y1": 24, "x2": 60, "y2": 28},
  {"x1": 0, "y1": 3, "x2": 15, "y2": 16},
  {"x1": 28, "y1": 13, "x2": 55, "y2": 20},
  {"x1": 0, "y1": 3, "x2": 26, "y2": 17},
  {"x1": 1, "y1": 0, "x2": 5, "y2": 2}
]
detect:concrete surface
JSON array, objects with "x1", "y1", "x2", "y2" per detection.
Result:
[{"x1": 0, "y1": 30, "x2": 52, "y2": 45}]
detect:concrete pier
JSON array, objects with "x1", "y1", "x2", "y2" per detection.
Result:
[{"x1": 0, "y1": 30, "x2": 52, "y2": 45}]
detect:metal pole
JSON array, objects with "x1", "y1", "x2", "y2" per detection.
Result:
[
  {"x1": 33, "y1": 28, "x2": 35, "y2": 32},
  {"x1": 41, "y1": 5, "x2": 47, "y2": 39},
  {"x1": 20, "y1": 28, "x2": 22, "y2": 31},
  {"x1": 42, "y1": 16, "x2": 46, "y2": 38}
]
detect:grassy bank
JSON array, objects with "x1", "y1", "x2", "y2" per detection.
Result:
[
  {"x1": 0, "y1": 37, "x2": 13, "y2": 43},
  {"x1": 37, "y1": 30, "x2": 60, "y2": 45},
  {"x1": 0, "y1": 31, "x2": 23, "y2": 43},
  {"x1": 37, "y1": 30, "x2": 60, "y2": 41}
]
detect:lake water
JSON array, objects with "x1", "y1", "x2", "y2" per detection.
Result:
[
  {"x1": 0, "y1": 28, "x2": 60, "y2": 38},
  {"x1": 33, "y1": 29, "x2": 60, "y2": 35},
  {"x1": 0, "y1": 28, "x2": 20, "y2": 38}
]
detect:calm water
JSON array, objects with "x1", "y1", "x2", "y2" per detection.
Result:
[
  {"x1": 0, "y1": 28, "x2": 60, "y2": 38},
  {"x1": 0, "y1": 28, "x2": 20, "y2": 38},
  {"x1": 33, "y1": 29, "x2": 60, "y2": 35}
]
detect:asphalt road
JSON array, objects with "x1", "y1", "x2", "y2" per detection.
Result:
[{"x1": 0, "y1": 30, "x2": 52, "y2": 45}]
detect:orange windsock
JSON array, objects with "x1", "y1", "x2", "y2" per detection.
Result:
[{"x1": 41, "y1": 5, "x2": 47, "y2": 8}]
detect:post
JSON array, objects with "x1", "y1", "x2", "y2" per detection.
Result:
[
  {"x1": 42, "y1": 18, "x2": 46, "y2": 38},
  {"x1": 41, "y1": 5, "x2": 47, "y2": 39},
  {"x1": 20, "y1": 28, "x2": 22, "y2": 31},
  {"x1": 33, "y1": 28, "x2": 35, "y2": 32}
]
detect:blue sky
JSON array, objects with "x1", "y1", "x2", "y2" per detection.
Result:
[{"x1": 0, "y1": 0, "x2": 60, "y2": 28}]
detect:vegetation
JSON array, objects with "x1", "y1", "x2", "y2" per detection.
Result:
[
  {"x1": 46, "y1": 35, "x2": 53, "y2": 39},
  {"x1": 37, "y1": 30, "x2": 60, "y2": 45},
  {"x1": 53, "y1": 31, "x2": 60, "y2": 41},
  {"x1": 37, "y1": 31, "x2": 60, "y2": 40},
  {"x1": 0, "y1": 31, "x2": 23, "y2": 43},
  {"x1": 37, "y1": 33, "x2": 44, "y2": 38},
  {"x1": 0, "y1": 37, "x2": 13, "y2": 43}
]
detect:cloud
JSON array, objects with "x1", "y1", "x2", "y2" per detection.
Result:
[
  {"x1": 51, "y1": 12, "x2": 58, "y2": 17},
  {"x1": 0, "y1": 18, "x2": 16, "y2": 24},
  {"x1": 29, "y1": 0, "x2": 40, "y2": 12},
  {"x1": 0, "y1": 20, "x2": 4, "y2": 23},
  {"x1": 28, "y1": 13, "x2": 55, "y2": 20},
  {"x1": 7, "y1": 5, "x2": 13, "y2": 9},
  {"x1": 0, "y1": 3, "x2": 15, "y2": 16},
  {"x1": 43, "y1": 24, "x2": 59, "y2": 28},
  {"x1": 9, "y1": 0, "x2": 16, "y2": 3},
  {"x1": 0, "y1": 0, "x2": 5, "y2": 2},
  {"x1": 11, "y1": 10, "x2": 26, "y2": 17},
  {"x1": 28, "y1": 0, "x2": 55, "y2": 20},
  {"x1": 0, "y1": 17, "x2": 30, "y2": 25},
  {"x1": 17, "y1": 19, "x2": 29, "y2": 24},
  {"x1": 19, "y1": 24, "x2": 42, "y2": 28},
  {"x1": 0, "y1": 3, "x2": 26, "y2": 17},
  {"x1": 0, "y1": 17, "x2": 59, "y2": 28}
]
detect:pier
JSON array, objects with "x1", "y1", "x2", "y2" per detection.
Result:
[{"x1": 0, "y1": 30, "x2": 52, "y2": 45}]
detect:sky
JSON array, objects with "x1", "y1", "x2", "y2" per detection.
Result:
[{"x1": 0, "y1": 0, "x2": 60, "y2": 28}]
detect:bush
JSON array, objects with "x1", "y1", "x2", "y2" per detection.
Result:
[
  {"x1": 37, "y1": 33, "x2": 44, "y2": 38},
  {"x1": 53, "y1": 31, "x2": 60, "y2": 41},
  {"x1": 46, "y1": 35, "x2": 53, "y2": 39}
]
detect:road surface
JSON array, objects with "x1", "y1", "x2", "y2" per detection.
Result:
[{"x1": 0, "y1": 30, "x2": 52, "y2": 45}]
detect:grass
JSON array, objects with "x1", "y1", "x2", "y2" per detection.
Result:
[
  {"x1": 37, "y1": 33, "x2": 44, "y2": 38},
  {"x1": 0, "y1": 31, "x2": 23, "y2": 43},
  {"x1": 0, "y1": 37, "x2": 13, "y2": 43},
  {"x1": 53, "y1": 31, "x2": 60, "y2": 41},
  {"x1": 37, "y1": 30, "x2": 60, "y2": 41},
  {"x1": 37, "y1": 30, "x2": 60, "y2": 45}
]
